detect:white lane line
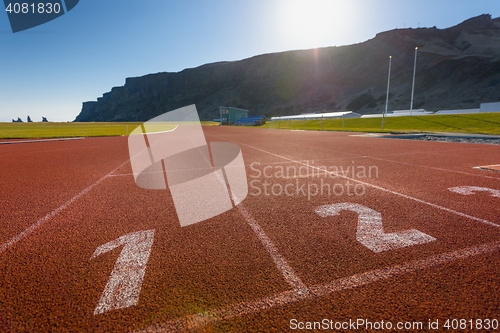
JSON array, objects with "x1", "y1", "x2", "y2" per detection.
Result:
[
  {"x1": 108, "y1": 171, "x2": 163, "y2": 177},
  {"x1": 309, "y1": 240, "x2": 500, "y2": 297},
  {"x1": 364, "y1": 155, "x2": 500, "y2": 181},
  {"x1": 237, "y1": 204, "x2": 307, "y2": 291},
  {"x1": 203, "y1": 144, "x2": 304, "y2": 288},
  {"x1": 0, "y1": 137, "x2": 84, "y2": 145},
  {"x1": 228, "y1": 140, "x2": 499, "y2": 229},
  {"x1": 0, "y1": 142, "x2": 127, "y2": 158},
  {"x1": 308, "y1": 150, "x2": 500, "y2": 181},
  {"x1": 185, "y1": 140, "x2": 303, "y2": 288},
  {"x1": 425, "y1": 146, "x2": 500, "y2": 158},
  {"x1": 137, "y1": 240, "x2": 500, "y2": 332},
  {"x1": 141, "y1": 125, "x2": 179, "y2": 135},
  {"x1": 335, "y1": 144, "x2": 500, "y2": 181},
  {"x1": 0, "y1": 159, "x2": 130, "y2": 255},
  {"x1": 268, "y1": 135, "x2": 500, "y2": 181}
]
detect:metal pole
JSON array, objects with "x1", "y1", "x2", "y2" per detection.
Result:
[
  {"x1": 342, "y1": 113, "x2": 344, "y2": 128},
  {"x1": 382, "y1": 55, "x2": 392, "y2": 130},
  {"x1": 303, "y1": 116, "x2": 306, "y2": 130},
  {"x1": 410, "y1": 47, "x2": 418, "y2": 116},
  {"x1": 320, "y1": 115, "x2": 323, "y2": 130}
]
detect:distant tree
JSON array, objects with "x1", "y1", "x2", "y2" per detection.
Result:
[
  {"x1": 27, "y1": 115, "x2": 33, "y2": 122},
  {"x1": 12, "y1": 117, "x2": 23, "y2": 123},
  {"x1": 42, "y1": 117, "x2": 48, "y2": 122}
]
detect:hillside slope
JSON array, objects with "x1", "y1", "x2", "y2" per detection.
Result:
[{"x1": 75, "y1": 14, "x2": 500, "y2": 122}]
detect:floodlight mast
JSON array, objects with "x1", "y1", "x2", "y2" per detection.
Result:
[
  {"x1": 382, "y1": 55, "x2": 392, "y2": 130},
  {"x1": 410, "y1": 46, "x2": 418, "y2": 116}
]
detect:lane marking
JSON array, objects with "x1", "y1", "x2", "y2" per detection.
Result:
[
  {"x1": 237, "y1": 204, "x2": 307, "y2": 291},
  {"x1": 140, "y1": 125, "x2": 179, "y2": 135},
  {"x1": 0, "y1": 141, "x2": 127, "y2": 159},
  {"x1": 201, "y1": 144, "x2": 303, "y2": 289},
  {"x1": 0, "y1": 159, "x2": 130, "y2": 255},
  {"x1": 474, "y1": 164, "x2": 500, "y2": 172},
  {"x1": 224, "y1": 139, "x2": 500, "y2": 229},
  {"x1": 0, "y1": 137, "x2": 84, "y2": 145},
  {"x1": 108, "y1": 160, "x2": 309, "y2": 178},
  {"x1": 91, "y1": 229, "x2": 155, "y2": 315},
  {"x1": 364, "y1": 155, "x2": 500, "y2": 181},
  {"x1": 420, "y1": 148, "x2": 499, "y2": 159},
  {"x1": 137, "y1": 240, "x2": 500, "y2": 332},
  {"x1": 255, "y1": 134, "x2": 500, "y2": 180},
  {"x1": 449, "y1": 186, "x2": 500, "y2": 198},
  {"x1": 316, "y1": 203, "x2": 436, "y2": 253}
]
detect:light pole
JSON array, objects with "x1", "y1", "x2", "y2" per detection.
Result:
[
  {"x1": 382, "y1": 55, "x2": 392, "y2": 130},
  {"x1": 410, "y1": 46, "x2": 418, "y2": 116}
]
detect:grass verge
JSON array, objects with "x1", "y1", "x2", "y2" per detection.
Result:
[
  {"x1": 0, "y1": 121, "x2": 220, "y2": 139},
  {"x1": 263, "y1": 113, "x2": 500, "y2": 135}
]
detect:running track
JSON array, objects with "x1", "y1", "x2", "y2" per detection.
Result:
[{"x1": 0, "y1": 127, "x2": 499, "y2": 332}]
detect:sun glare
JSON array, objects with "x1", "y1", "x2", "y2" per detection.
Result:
[{"x1": 275, "y1": 0, "x2": 360, "y2": 49}]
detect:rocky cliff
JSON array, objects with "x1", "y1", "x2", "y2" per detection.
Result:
[{"x1": 75, "y1": 14, "x2": 500, "y2": 122}]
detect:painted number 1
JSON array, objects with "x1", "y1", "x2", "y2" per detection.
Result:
[
  {"x1": 90, "y1": 229, "x2": 155, "y2": 315},
  {"x1": 315, "y1": 203, "x2": 436, "y2": 253}
]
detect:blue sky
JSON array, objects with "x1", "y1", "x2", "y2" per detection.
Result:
[{"x1": 1, "y1": 0, "x2": 499, "y2": 122}]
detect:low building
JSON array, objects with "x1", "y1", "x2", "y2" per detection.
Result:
[
  {"x1": 480, "y1": 102, "x2": 500, "y2": 112},
  {"x1": 361, "y1": 109, "x2": 433, "y2": 118},
  {"x1": 435, "y1": 109, "x2": 480, "y2": 115},
  {"x1": 219, "y1": 106, "x2": 249, "y2": 125},
  {"x1": 270, "y1": 111, "x2": 361, "y2": 121},
  {"x1": 435, "y1": 103, "x2": 500, "y2": 114}
]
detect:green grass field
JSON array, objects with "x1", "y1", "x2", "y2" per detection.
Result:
[
  {"x1": 0, "y1": 121, "x2": 220, "y2": 139},
  {"x1": 1, "y1": 114, "x2": 499, "y2": 139},
  {"x1": 264, "y1": 113, "x2": 500, "y2": 135}
]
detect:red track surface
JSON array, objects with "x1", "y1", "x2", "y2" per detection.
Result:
[{"x1": 1, "y1": 128, "x2": 499, "y2": 332}]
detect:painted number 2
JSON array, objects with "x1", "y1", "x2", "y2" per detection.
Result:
[
  {"x1": 449, "y1": 186, "x2": 500, "y2": 198},
  {"x1": 91, "y1": 229, "x2": 155, "y2": 315},
  {"x1": 315, "y1": 203, "x2": 436, "y2": 253}
]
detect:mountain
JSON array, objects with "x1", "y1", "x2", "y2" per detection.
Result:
[{"x1": 75, "y1": 14, "x2": 500, "y2": 122}]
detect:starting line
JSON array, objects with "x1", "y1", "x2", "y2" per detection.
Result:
[{"x1": 138, "y1": 240, "x2": 500, "y2": 332}]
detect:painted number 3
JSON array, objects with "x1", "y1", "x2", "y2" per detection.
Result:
[
  {"x1": 90, "y1": 229, "x2": 155, "y2": 315},
  {"x1": 315, "y1": 203, "x2": 436, "y2": 253}
]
